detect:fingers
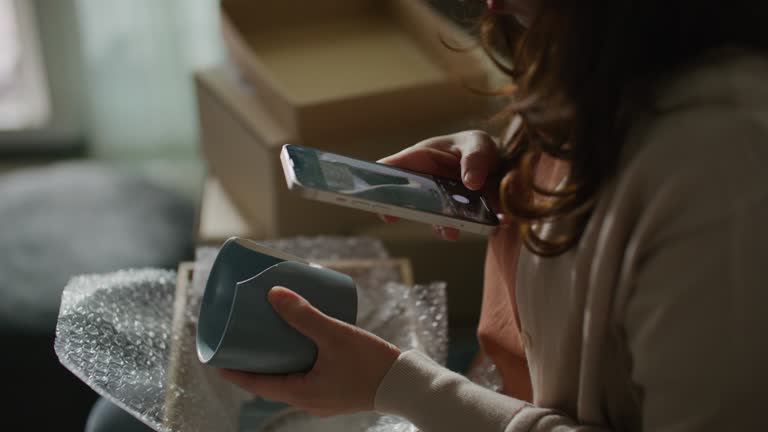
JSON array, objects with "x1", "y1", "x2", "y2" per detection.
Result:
[
  {"x1": 458, "y1": 133, "x2": 499, "y2": 191},
  {"x1": 496, "y1": 213, "x2": 513, "y2": 226},
  {"x1": 377, "y1": 214, "x2": 399, "y2": 224},
  {"x1": 378, "y1": 137, "x2": 461, "y2": 178},
  {"x1": 380, "y1": 131, "x2": 499, "y2": 190},
  {"x1": 433, "y1": 225, "x2": 460, "y2": 241},
  {"x1": 268, "y1": 287, "x2": 350, "y2": 344},
  {"x1": 377, "y1": 135, "x2": 449, "y2": 165},
  {"x1": 219, "y1": 369, "x2": 307, "y2": 402}
]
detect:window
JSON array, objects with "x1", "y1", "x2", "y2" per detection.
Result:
[{"x1": 0, "y1": 0, "x2": 50, "y2": 131}]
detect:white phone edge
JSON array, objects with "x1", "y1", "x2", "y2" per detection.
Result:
[{"x1": 279, "y1": 145, "x2": 499, "y2": 236}]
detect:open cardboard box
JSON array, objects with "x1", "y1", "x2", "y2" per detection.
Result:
[
  {"x1": 220, "y1": 0, "x2": 488, "y2": 142},
  {"x1": 196, "y1": 66, "x2": 486, "y2": 237},
  {"x1": 194, "y1": 173, "x2": 486, "y2": 328},
  {"x1": 196, "y1": 176, "x2": 261, "y2": 245},
  {"x1": 195, "y1": 67, "x2": 412, "y2": 237},
  {"x1": 355, "y1": 220, "x2": 487, "y2": 328}
]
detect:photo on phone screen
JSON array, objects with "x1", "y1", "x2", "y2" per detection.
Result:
[{"x1": 285, "y1": 145, "x2": 498, "y2": 225}]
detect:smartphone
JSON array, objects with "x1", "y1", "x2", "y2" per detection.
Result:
[{"x1": 280, "y1": 144, "x2": 499, "y2": 235}]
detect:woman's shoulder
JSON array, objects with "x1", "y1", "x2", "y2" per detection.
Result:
[
  {"x1": 620, "y1": 50, "x2": 768, "y2": 199},
  {"x1": 603, "y1": 50, "x2": 768, "y2": 245},
  {"x1": 653, "y1": 48, "x2": 768, "y2": 113}
]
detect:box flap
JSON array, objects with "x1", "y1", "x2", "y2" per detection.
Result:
[{"x1": 194, "y1": 67, "x2": 294, "y2": 147}]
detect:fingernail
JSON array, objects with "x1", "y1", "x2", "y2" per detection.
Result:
[
  {"x1": 269, "y1": 287, "x2": 294, "y2": 307},
  {"x1": 463, "y1": 171, "x2": 479, "y2": 189}
]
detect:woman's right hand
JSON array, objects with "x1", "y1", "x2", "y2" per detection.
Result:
[{"x1": 378, "y1": 130, "x2": 500, "y2": 241}]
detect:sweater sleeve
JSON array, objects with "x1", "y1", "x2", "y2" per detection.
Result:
[{"x1": 375, "y1": 350, "x2": 608, "y2": 432}]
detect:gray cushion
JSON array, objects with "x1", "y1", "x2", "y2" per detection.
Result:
[{"x1": 0, "y1": 162, "x2": 195, "y2": 332}]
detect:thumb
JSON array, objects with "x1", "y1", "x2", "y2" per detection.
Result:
[
  {"x1": 460, "y1": 147, "x2": 496, "y2": 191},
  {"x1": 268, "y1": 286, "x2": 345, "y2": 344},
  {"x1": 458, "y1": 133, "x2": 499, "y2": 190}
]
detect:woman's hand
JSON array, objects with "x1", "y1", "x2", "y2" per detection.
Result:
[
  {"x1": 219, "y1": 287, "x2": 401, "y2": 418},
  {"x1": 378, "y1": 130, "x2": 501, "y2": 240}
]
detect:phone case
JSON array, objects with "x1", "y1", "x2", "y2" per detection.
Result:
[{"x1": 280, "y1": 144, "x2": 499, "y2": 236}]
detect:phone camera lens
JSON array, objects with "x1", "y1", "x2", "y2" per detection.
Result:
[{"x1": 452, "y1": 194, "x2": 470, "y2": 204}]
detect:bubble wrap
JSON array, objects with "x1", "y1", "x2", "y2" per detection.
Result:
[
  {"x1": 54, "y1": 269, "x2": 183, "y2": 428},
  {"x1": 55, "y1": 237, "x2": 449, "y2": 432},
  {"x1": 466, "y1": 355, "x2": 503, "y2": 393}
]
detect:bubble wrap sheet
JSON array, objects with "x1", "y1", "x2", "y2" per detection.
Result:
[{"x1": 55, "y1": 237, "x2": 449, "y2": 432}]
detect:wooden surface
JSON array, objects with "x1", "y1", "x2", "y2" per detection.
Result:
[
  {"x1": 314, "y1": 257, "x2": 414, "y2": 287},
  {"x1": 163, "y1": 262, "x2": 247, "y2": 431}
]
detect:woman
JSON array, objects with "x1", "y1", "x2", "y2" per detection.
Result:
[{"x1": 221, "y1": 0, "x2": 768, "y2": 430}]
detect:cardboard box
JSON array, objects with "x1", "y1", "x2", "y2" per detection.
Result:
[
  {"x1": 195, "y1": 176, "x2": 486, "y2": 327},
  {"x1": 195, "y1": 68, "x2": 395, "y2": 236},
  {"x1": 196, "y1": 67, "x2": 486, "y2": 237},
  {"x1": 316, "y1": 258, "x2": 414, "y2": 287},
  {"x1": 220, "y1": 0, "x2": 488, "y2": 142},
  {"x1": 164, "y1": 262, "x2": 248, "y2": 430},
  {"x1": 354, "y1": 221, "x2": 487, "y2": 328},
  {"x1": 196, "y1": 176, "x2": 261, "y2": 245}
]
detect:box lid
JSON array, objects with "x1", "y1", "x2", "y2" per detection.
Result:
[{"x1": 219, "y1": 0, "x2": 490, "y2": 142}]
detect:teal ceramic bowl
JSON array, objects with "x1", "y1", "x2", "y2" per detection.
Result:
[{"x1": 196, "y1": 237, "x2": 357, "y2": 373}]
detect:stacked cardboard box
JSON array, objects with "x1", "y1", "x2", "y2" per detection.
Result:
[
  {"x1": 195, "y1": 1, "x2": 494, "y2": 326},
  {"x1": 196, "y1": 0, "x2": 492, "y2": 237},
  {"x1": 220, "y1": 0, "x2": 488, "y2": 143}
]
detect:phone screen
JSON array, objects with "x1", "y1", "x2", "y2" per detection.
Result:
[{"x1": 286, "y1": 145, "x2": 498, "y2": 225}]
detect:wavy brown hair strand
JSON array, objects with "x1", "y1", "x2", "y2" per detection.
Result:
[{"x1": 478, "y1": 0, "x2": 768, "y2": 256}]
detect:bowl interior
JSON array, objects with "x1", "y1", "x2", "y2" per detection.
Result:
[{"x1": 197, "y1": 241, "x2": 284, "y2": 362}]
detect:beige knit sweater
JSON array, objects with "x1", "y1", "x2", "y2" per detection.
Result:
[{"x1": 374, "y1": 50, "x2": 768, "y2": 431}]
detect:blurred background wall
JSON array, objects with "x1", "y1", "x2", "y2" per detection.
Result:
[
  {"x1": 76, "y1": 0, "x2": 223, "y2": 159},
  {"x1": 0, "y1": 1, "x2": 487, "y2": 430},
  {"x1": 75, "y1": 0, "x2": 222, "y2": 197},
  {"x1": 1, "y1": 0, "x2": 480, "y2": 196}
]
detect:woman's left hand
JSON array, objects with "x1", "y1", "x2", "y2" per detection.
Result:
[{"x1": 219, "y1": 287, "x2": 402, "y2": 417}]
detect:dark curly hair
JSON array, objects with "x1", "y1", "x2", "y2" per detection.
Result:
[{"x1": 478, "y1": 1, "x2": 768, "y2": 256}]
